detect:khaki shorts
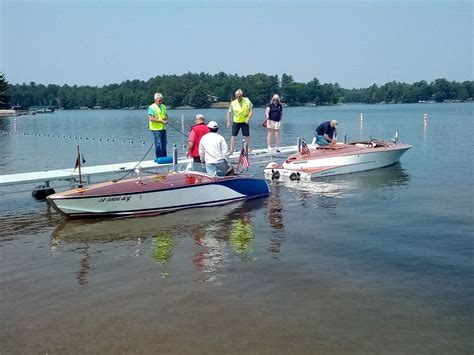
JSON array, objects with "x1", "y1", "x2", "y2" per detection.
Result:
[{"x1": 267, "y1": 120, "x2": 281, "y2": 130}]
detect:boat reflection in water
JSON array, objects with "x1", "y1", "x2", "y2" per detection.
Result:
[
  {"x1": 275, "y1": 163, "x2": 411, "y2": 209},
  {"x1": 50, "y1": 199, "x2": 267, "y2": 285}
]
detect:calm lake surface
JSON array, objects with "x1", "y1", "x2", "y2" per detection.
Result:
[{"x1": 0, "y1": 103, "x2": 472, "y2": 354}]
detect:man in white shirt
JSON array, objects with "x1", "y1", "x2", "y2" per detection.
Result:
[{"x1": 199, "y1": 121, "x2": 230, "y2": 177}]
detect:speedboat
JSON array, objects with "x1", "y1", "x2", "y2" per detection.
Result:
[
  {"x1": 264, "y1": 139, "x2": 411, "y2": 181},
  {"x1": 47, "y1": 171, "x2": 269, "y2": 218}
]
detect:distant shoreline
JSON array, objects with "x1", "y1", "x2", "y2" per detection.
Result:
[{"x1": 1, "y1": 100, "x2": 472, "y2": 117}]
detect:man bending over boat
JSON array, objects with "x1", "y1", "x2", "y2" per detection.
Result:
[
  {"x1": 314, "y1": 120, "x2": 338, "y2": 145},
  {"x1": 199, "y1": 121, "x2": 231, "y2": 177}
]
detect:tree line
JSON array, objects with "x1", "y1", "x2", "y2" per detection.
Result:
[{"x1": 1, "y1": 72, "x2": 472, "y2": 110}]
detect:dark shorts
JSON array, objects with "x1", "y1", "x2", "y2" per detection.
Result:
[{"x1": 232, "y1": 122, "x2": 250, "y2": 137}]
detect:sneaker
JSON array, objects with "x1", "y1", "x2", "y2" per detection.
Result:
[
  {"x1": 267, "y1": 147, "x2": 272, "y2": 152},
  {"x1": 275, "y1": 147, "x2": 281, "y2": 152}
]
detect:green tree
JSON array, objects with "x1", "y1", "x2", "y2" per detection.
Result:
[
  {"x1": 0, "y1": 73, "x2": 11, "y2": 108},
  {"x1": 431, "y1": 78, "x2": 451, "y2": 102},
  {"x1": 187, "y1": 84, "x2": 211, "y2": 108}
]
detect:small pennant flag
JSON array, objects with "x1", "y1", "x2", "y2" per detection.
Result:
[
  {"x1": 73, "y1": 148, "x2": 86, "y2": 172},
  {"x1": 238, "y1": 146, "x2": 250, "y2": 169},
  {"x1": 301, "y1": 140, "x2": 311, "y2": 155},
  {"x1": 74, "y1": 151, "x2": 81, "y2": 171}
]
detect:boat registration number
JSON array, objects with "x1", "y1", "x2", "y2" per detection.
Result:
[{"x1": 98, "y1": 196, "x2": 132, "y2": 202}]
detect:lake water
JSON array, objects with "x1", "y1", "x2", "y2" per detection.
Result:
[{"x1": 0, "y1": 104, "x2": 472, "y2": 354}]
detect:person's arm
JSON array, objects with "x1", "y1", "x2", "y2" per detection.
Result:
[
  {"x1": 323, "y1": 125, "x2": 333, "y2": 142},
  {"x1": 221, "y1": 137, "x2": 229, "y2": 156},
  {"x1": 199, "y1": 141, "x2": 205, "y2": 162},
  {"x1": 246, "y1": 102, "x2": 253, "y2": 124},
  {"x1": 161, "y1": 105, "x2": 168, "y2": 123},
  {"x1": 265, "y1": 106, "x2": 270, "y2": 120},
  {"x1": 324, "y1": 132, "x2": 336, "y2": 144},
  {"x1": 187, "y1": 131, "x2": 196, "y2": 157},
  {"x1": 148, "y1": 106, "x2": 157, "y2": 122}
]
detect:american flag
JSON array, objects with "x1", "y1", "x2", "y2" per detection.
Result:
[
  {"x1": 301, "y1": 140, "x2": 311, "y2": 155},
  {"x1": 238, "y1": 146, "x2": 250, "y2": 169}
]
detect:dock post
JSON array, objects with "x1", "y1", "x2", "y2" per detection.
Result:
[
  {"x1": 344, "y1": 133, "x2": 347, "y2": 144},
  {"x1": 172, "y1": 144, "x2": 178, "y2": 166},
  {"x1": 297, "y1": 137, "x2": 302, "y2": 153}
]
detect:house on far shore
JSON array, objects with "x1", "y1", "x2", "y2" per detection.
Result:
[{"x1": 30, "y1": 105, "x2": 55, "y2": 113}]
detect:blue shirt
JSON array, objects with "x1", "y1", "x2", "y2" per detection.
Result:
[
  {"x1": 267, "y1": 102, "x2": 283, "y2": 121},
  {"x1": 316, "y1": 121, "x2": 336, "y2": 139}
]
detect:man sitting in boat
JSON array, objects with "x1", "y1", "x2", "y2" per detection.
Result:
[
  {"x1": 314, "y1": 120, "x2": 338, "y2": 145},
  {"x1": 199, "y1": 121, "x2": 231, "y2": 177}
]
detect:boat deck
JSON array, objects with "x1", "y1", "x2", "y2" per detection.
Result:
[{"x1": 289, "y1": 143, "x2": 411, "y2": 162}]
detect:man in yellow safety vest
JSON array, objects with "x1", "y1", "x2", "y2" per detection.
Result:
[
  {"x1": 148, "y1": 93, "x2": 169, "y2": 161},
  {"x1": 226, "y1": 89, "x2": 253, "y2": 155}
]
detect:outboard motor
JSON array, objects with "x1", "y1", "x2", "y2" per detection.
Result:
[
  {"x1": 32, "y1": 184, "x2": 55, "y2": 200},
  {"x1": 289, "y1": 172, "x2": 301, "y2": 181},
  {"x1": 271, "y1": 169, "x2": 280, "y2": 180}
]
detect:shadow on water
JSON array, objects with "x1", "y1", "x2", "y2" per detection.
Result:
[
  {"x1": 0, "y1": 192, "x2": 62, "y2": 239},
  {"x1": 50, "y1": 199, "x2": 268, "y2": 284}
]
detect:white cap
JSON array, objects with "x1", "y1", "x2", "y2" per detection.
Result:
[
  {"x1": 195, "y1": 114, "x2": 205, "y2": 120},
  {"x1": 331, "y1": 120, "x2": 338, "y2": 127},
  {"x1": 207, "y1": 121, "x2": 218, "y2": 128}
]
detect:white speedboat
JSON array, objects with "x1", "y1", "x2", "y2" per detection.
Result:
[
  {"x1": 264, "y1": 139, "x2": 411, "y2": 181},
  {"x1": 47, "y1": 171, "x2": 269, "y2": 218}
]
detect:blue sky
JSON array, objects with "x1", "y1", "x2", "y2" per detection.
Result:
[{"x1": 1, "y1": 0, "x2": 472, "y2": 88}]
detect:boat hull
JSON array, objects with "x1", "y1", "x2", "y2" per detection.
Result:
[
  {"x1": 47, "y1": 172, "x2": 269, "y2": 218},
  {"x1": 264, "y1": 143, "x2": 411, "y2": 181}
]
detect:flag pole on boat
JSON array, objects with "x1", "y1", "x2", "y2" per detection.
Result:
[{"x1": 74, "y1": 145, "x2": 83, "y2": 188}]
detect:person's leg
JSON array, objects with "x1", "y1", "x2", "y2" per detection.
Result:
[
  {"x1": 205, "y1": 163, "x2": 217, "y2": 176},
  {"x1": 160, "y1": 130, "x2": 167, "y2": 157},
  {"x1": 242, "y1": 123, "x2": 250, "y2": 151},
  {"x1": 215, "y1": 161, "x2": 229, "y2": 176},
  {"x1": 275, "y1": 128, "x2": 281, "y2": 150},
  {"x1": 153, "y1": 130, "x2": 162, "y2": 158},
  {"x1": 192, "y1": 157, "x2": 206, "y2": 172},
  {"x1": 316, "y1": 135, "x2": 329, "y2": 145},
  {"x1": 267, "y1": 127, "x2": 272, "y2": 149},
  {"x1": 229, "y1": 136, "x2": 236, "y2": 154},
  {"x1": 230, "y1": 122, "x2": 240, "y2": 154}
]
